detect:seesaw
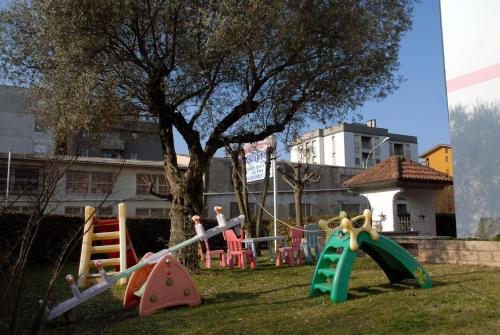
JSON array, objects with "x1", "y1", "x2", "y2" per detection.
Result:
[{"x1": 47, "y1": 206, "x2": 243, "y2": 320}]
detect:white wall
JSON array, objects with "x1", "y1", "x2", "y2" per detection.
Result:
[
  {"x1": 404, "y1": 189, "x2": 441, "y2": 236},
  {"x1": 342, "y1": 132, "x2": 354, "y2": 167},
  {"x1": 441, "y1": 0, "x2": 500, "y2": 238},
  {"x1": 361, "y1": 189, "x2": 401, "y2": 232}
]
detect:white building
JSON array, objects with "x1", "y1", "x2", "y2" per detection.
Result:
[
  {"x1": 0, "y1": 86, "x2": 53, "y2": 154},
  {"x1": 290, "y1": 120, "x2": 418, "y2": 169},
  {"x1": 440, "y1": 1, "x2": 500, "y2": 239}
]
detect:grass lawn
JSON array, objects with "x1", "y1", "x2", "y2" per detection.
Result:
[{"x1": 10, "y1": 255, "x2": 500, "y2": 335}]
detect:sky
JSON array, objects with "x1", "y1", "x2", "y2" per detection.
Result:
[
  {"x1": 1, "y1": 1, "x2": 450, "y2": 159},
  {"x1": 282, "y1": 0, "x2": 451, "y2": 160}
]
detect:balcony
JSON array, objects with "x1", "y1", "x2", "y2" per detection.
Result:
[{"x1": 100, "y1": 136, "x2": 125, "y2": 150}]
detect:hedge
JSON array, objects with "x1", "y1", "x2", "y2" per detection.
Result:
[{"x1": 0, "y1": 213, "x2": 225, "y2": 265}]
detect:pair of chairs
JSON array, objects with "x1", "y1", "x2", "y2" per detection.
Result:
[
  {"x1": 198, "y1": 229, "x2": 255, "y2": 270},
  {"x1": 275, "y1": 223, "x2": 322, "y2": 266}
]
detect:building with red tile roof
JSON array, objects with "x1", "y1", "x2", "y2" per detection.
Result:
[{"x1": 343, "y1": 156, "x2": 452, "y2": 235}]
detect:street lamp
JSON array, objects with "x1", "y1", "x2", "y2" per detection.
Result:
[{"x1": 364, "y1": 137, "x2": 390, "y2": 169}]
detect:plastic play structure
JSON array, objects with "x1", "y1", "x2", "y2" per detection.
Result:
[
  {"x1": 194, "y1": 215, "x2": 227, "y2": 269},
  {"x1": 310, "y1": 209, "x2": 432, "y2": 303},
  {"x1": 47, "y1": 206, "x2": 245, "y2": 320},
  {"x1": 78, "y1": 203, "x2": 138, "y2": 288}
]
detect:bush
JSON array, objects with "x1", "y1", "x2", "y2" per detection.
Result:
[{"x1": 0, "y1": 213, "x2": 225, "y2": 264}]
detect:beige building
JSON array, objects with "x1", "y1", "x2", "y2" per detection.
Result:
[
  {"x1": 1, "y1": 152, "x2": 369, "y2": 222},
  {"x1": 0, "y1": 152, "x2": 187, "y2": 218}
]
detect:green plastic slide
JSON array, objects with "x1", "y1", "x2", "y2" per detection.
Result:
[{"x1": 310, "y1": 230, "x2": 432, "y2": 303}]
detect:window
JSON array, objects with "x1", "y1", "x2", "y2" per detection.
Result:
[
  {"x1": 355, "y1": 158, "x2": 361, "y2": 168},
  {"x1": 98, "y1": 207, "x2": 113, "y2": 217},
  {"x1": 361, "y1": 136, "x2": 372, "y2": 150},
  {"x1": 311, "y1": 140, "x2": 316, "y2": 163},
  {"x1": 426, "y1": 158, "x2": 429, "y2": 166},
  {"x1": 230, "y1": 202, "x2": 239, "y2": 218},
  {"x1": 129, "y1": 153, "x2": 138, "y2": 160},
  {"x1": 445, "y1": 156, "x2": 448, "y2": 163},
  {"x1": 0, "y1": 166, "x2": 40, "y2": 194},
  {"x1": 135, "y1": 208, "x2": 168, "y2": 218},
  {"x1": 65, "y1": 206, "x2": 85, "y2": 216},
  {"x1": 393, "y1": 143, "x2": 404, "y2": 156},
  {"x1": 136, "y1": 174, "x2": 169, "y2": 195},
  {"x1": 0, "y1": 166, "x2": 7, "y2": 192},
  {"x1": 7, "y1": 206, "x2": 35, "y2": 214},
  {"x1": 230, "y1": 202, "x2": 255, "y2": 218},
  {"x1": 342, "y1": 204, "x2": 360, "y2": 215},
  {"x1": 66, "y1": 171, "x2": 89, "y2": 193},
  {"x1": 91, "y1": 172, "x2": 114, "y2": 193},
  {"x1": 331, "y1": 136, "x2": 336, "y2": 164},
  {"x1": 288, "y1": 203, "x2": 312, "y2": 217},
  {"x1": 135, "y1": 208, "x2": 150, "y2": 218},
  {"x1": 12, "y1": 167, "x2": 40, "y2": 193}
]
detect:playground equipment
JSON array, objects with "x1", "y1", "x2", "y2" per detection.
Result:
[
  {"x1": 310, "y1": 209, "x2": 432, "y2": 303},
  {"x1": 318, "y1": 211, "x2": 347, "y2": 242},
  {"x1": 276, "y1": 226, "x2": 303, "y2": 266},
  {"x1": 302, "y1": 223, "x2": 321, "y2": 262},
  {"x1": 78, "y1": 203, "x2": 138, "y2": 288},
  {"x1": 224, "y1": 229, "x2": 255, "y2": 270},
  {"x1": 123, "y1": 253, "x2": 201, "y2": 316},
  {"x1": 194, "y1": 216, "x2": 227, "y2": 269},
  {"x1": 47, "y1": 206, "x2": 245, "y2": 321}
]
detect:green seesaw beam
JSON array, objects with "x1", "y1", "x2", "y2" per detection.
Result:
[
  {"x1": 47, "y1": 212, "x2": 245, "y2": 321},
  {"x1": 310, "y1": 214, "x2": 432, "y2": 303}
]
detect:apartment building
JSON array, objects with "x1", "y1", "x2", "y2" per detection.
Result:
[
  {"x1": 420, "y1": 144, "x2": 455, "y2": 214},
  {"x1": 0, "y1": 85, "x2": 163, "y2": 160},
  {"x1": 290, "y1": 120, "x2": 418, "y2": 168},
  {"x1": 0, "y1": 85, "x2": 53, "y2": 154}
]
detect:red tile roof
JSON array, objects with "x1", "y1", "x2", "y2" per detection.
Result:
[{"x1": 343, "y1": 156, "x2": 453, "y2": 188}]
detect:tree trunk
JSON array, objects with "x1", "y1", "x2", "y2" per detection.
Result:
[
  {"x1": 167, "y1": 175, "x2": 204, "y2": 271},
  {"x1": 239, "y1": 149, "x2": 252, "y2": 237},
  {"x1": 294, "y1": 187, "x2": 303, "y2": 226},
  {"x1": 255, "y1": 147, "x2": 272, "y2": 237},
  {"x1": 158, "y1": 110, "x2": 204, "y2": 272},
  {"x1": 229, "y1": 147, "x2": 251, "y2": 237}
]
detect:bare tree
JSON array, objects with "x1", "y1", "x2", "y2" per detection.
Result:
[
  {"x1": 277, "y1": 163, "x2": 321, "y2": 226},
  {"x1": 0, "y1": 153, "x2": 125, "y2": 335},
  {"x1": 0, "y1": 0, "x2": 414, "y2": 270}
]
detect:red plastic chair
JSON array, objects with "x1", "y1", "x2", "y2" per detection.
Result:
[
  {"x1": 197, "y1": 240, "x2": 227, "y2": 269},
  {"x1": 276, "y1": 226, "x2": 304, "y2": 266},
  {"x1": 223, "y1": 229, "x2": 255, "y2": 270}
]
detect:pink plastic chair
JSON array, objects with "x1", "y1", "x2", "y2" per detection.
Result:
[
  {"x1": 223, "y1": 229, "x2": 255, "y2": 270},
  {"x1": 193, "y1": 216, "x2": 227, "y2": 269},
  {"x1": 276, "y1": 226, "x2": 304, "y2": 266},
  {"x1": 197, "y1": 240, "x2": 227, "y2": 269}
]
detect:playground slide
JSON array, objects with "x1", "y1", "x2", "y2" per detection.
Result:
[{"x1": 310, "y1": 226, "x2": 432, "y2": 303}]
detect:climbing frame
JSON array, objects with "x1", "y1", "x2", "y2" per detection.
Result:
[{"x1": 77, "y1": 203, "x2": 138, "y2": 288}]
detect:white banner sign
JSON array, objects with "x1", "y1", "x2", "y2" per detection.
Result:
[{"x1": 244, "y1": 137, "x2": 275, "y2": 183}]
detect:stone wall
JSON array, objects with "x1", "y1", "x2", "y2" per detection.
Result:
[{"x1": 391, "y1": 237, "x2": 500, "y2": 267}]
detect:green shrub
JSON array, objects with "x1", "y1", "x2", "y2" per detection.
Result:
[{"x1": 0, "y1": 213, "x2": 225, "y2": 264}]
